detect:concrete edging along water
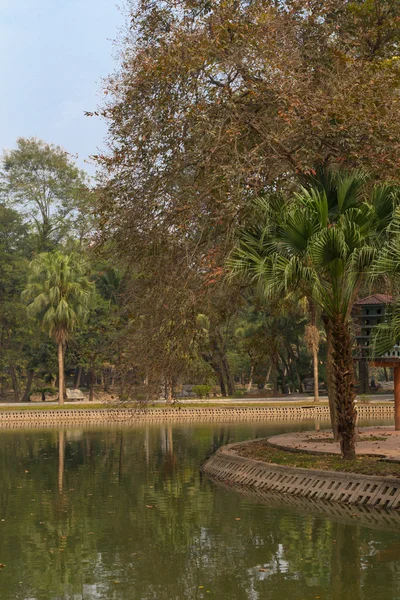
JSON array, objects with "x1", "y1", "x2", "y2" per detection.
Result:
[
  {"x1": 0, "y1": 403, "x2": 393, "y2": 426},
  {"x1": 202, "y1": 439, "x2": 400, "y2": 509}
]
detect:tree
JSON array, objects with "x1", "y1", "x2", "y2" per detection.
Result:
[
  {"x1": 230, "y1": 170, "x2": 398, "y2": 459},
  {"x1": 1, "y1": 138, "x2": 91, "y2": 252},
  {"x1": 22, "y1": 252, "x2": 93, "y2": 404},
  {"x1": 0, "y1": 205, "x2": 31, "y2": 401},
  {"x1": 95, "y1": 0, "x2": 400, "y2": 279}
]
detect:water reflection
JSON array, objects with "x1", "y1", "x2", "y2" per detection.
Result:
[{"x1": 0, "y1": 421, "x2": 397, "y2": 599}]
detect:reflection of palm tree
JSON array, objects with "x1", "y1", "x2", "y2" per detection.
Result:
[
  {"x1": 58, "y1": 429, "x2": 65, "y2": 493},
  {"x1": 330, "y1": 523, "x2": 361, "y2": 600}
]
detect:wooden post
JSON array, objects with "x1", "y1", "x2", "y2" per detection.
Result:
[{"x1": 395, "y1": 365, "x2": 400, "y2": 431}]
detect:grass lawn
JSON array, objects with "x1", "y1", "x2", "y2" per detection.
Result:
[{"x1": 235, "y1": 440, "x2": 400, "y2": 477}]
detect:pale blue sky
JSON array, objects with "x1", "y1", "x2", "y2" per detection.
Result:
[{"x1": 0, "y1": 0, "x2": 124, "y2": 175}]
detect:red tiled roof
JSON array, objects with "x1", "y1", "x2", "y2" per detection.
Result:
[{"x1": 354, "y1": 294, "x2": 394, "y2": 306}]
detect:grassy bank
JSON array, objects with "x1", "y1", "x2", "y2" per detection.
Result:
[
  {"x1": 235, "y1": 440, "x2": 400, "y2": 477},
  {"x1": 0, "y1": 401, "x2": 330, "y2": 410}
]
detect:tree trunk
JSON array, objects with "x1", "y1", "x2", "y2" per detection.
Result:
[
  {"x1": 272, "y1": 361, "x2": 278, "y2": 395},
  {"x1": 74, "y1": 366, "x2": 82, "y2": 389},
  {"x1": 246, "y1": 365, "x2": 254, "y2": 392},
  {"x1": 277, "y1": 363, "x2": 287, "y2": 394},
  {"x1": 9, "y1": 365, "x2": 20, "y2": 402},
  {"x1": 288, "y1": 346, "x2": 302, "y2": 392},
  {"x1": 57, "y1": 343, "x2": 65, "y2": 405},
  {"x1": 201, "y1": 353, "x2": 227, "y2": 396},
  {"x1": 307, "y1": 301, "x2": 320, "y2": 402},
  {"x1": 324, "y1": 319, "x2": 339, "y2": 441},
  {"x1": 89, "y1": 369, "x2": 95, "y2": 401},
  {"x1": 330, "y1": 315, "x2": 357, "y2": 460},
  {"x1": 312, "y1": 345, "x2": 319, "y2": 402},
  {"x1": 111, "y1": 367, "x2": 116, "y2": 388},
  {"x1": 263, "y1": 364, "x2": 272, "y2": 389},
  {"x1": 165, "y1": 377, "x2": 173, "y2": 404},
  {"x1": 221, "y1": 357, "x2": 235, "y2": 396},
  {"x1": 216, "y1": 369, "x2": 227, "y2": 397},
  {"x1": 358, "y1": 359, "x2": 369, "y2": 394},
  {"x1": 22, "y1": 369, "x2": 34, "y2": 402}
]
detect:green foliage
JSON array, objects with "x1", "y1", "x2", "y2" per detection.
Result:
[
  {"x1": 23, "y1": 251, "x2": 93, "y2": 344},
  {"x1": 192, "y1": 384, "x2": 212, "y2": 398},
  {"x1": 1, "y1": 137, "x2": 91, "y2": 251},
  {"x1": 230, "y1": 169, "x2": 399, "y2": 458},
  {"x1": 30, "y1": 386, "x2": 57, "y2": 397}
]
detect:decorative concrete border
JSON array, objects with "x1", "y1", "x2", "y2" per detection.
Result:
[
  {"x1": 0, "y1": 403, "x2": 393, "y2": 427},
  {"x1": 202, "y1": 439, "x2": 400, "y2": 509}
]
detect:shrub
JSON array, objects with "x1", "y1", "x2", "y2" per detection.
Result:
[
  {"x1": 232, "y1": 390, "x2": 245, "y2": 398},
  {"x1": 192, "y1": 385, "x2": 212, "y2": 398},
  {"x1": 31, "y1": 386, "x2": 57, "y2": 397}
]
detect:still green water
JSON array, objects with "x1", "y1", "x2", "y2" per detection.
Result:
[{"x1": 0, "y1": 420, "x2": 399, "y2": 600}]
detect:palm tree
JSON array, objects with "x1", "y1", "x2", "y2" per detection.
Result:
[
  {"x1": 22, "y1": 252, "x2": 93, "y2": 405},
  {"x1": 229, "y1": 170, "x2": 398, "y2": 459}
]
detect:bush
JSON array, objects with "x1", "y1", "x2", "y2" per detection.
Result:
[
  {"x1": 232, "y1": 390, "x2": 245, "y2": 398},
  {"x1": 192, "y1": 385, "x2": 212, "y2": 398},
  {"x1": 31, "y1": 386, "x2": 57, "y2": 397}
]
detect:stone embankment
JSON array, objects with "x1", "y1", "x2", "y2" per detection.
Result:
[
  {"x1": 203, "y1": 434, "x2": 400, "y2": 510},
  {"x1": 0, "y1": 403, "x2": 393, "y2": 427}
]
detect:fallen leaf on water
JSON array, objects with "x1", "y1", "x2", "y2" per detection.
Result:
[
  {"x1": 0, "y1": 564, "x2": 6, "y2": 568},
  {"x1": 235, "y1": 518, "x2": 241, "y2": 521},
  {"x1": 145, "y1": 505, "x2": 154, "y2": 509}
]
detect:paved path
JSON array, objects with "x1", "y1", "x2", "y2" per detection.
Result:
[
  {"x1": 167, "y1": 394, "x2": 394, "y2": 404},
  {"x1": 268, "y1": 427, "x2": 400, "y2": 459},
  {"x1": 0, "y1": 393, "x2": 394, "y2": 407}
]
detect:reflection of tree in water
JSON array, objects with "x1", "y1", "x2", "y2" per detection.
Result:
[
  {"x1": 330, "y1": 523, "x2": 361, "y2": 600},
  {"x1": 0, "y1": 425, "x2": 398, "y2": 599}
]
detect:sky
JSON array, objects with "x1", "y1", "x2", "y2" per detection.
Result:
[{"x1": 0, "y1": 0, "x2": 125, "y2": 175}]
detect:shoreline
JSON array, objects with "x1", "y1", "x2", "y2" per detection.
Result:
[
  {"x1": 0, "y1": 403, "x2": 393, "y2": 426},
  {"x1": 202, "y1": 435, "x2": 400, "y2": 509}
]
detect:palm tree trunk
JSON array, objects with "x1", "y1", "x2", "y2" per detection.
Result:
[
  {"x1": 307, "y1": 301, "x2": 320, "y2": 402},
  {"x1": 330, "y1": 315, "x2": 357, "y2": 460},
  {"x1": 323, "y1": 318, "x2": 339, "y2": 441},
  {"x1": 57, "y1": 342, "x2": 65, "y2": 405},
  {"x1": 312, "y1": 345, "x2": 319, "y2": 402}
]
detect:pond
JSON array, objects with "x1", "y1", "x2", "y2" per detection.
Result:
[{"x1": 0, "y1": 419, "x2": 399, "y2": 600}]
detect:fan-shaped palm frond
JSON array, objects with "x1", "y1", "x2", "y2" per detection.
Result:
[{"x1": 23, "y1": 251, "x2": 94, "y2": 404}]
